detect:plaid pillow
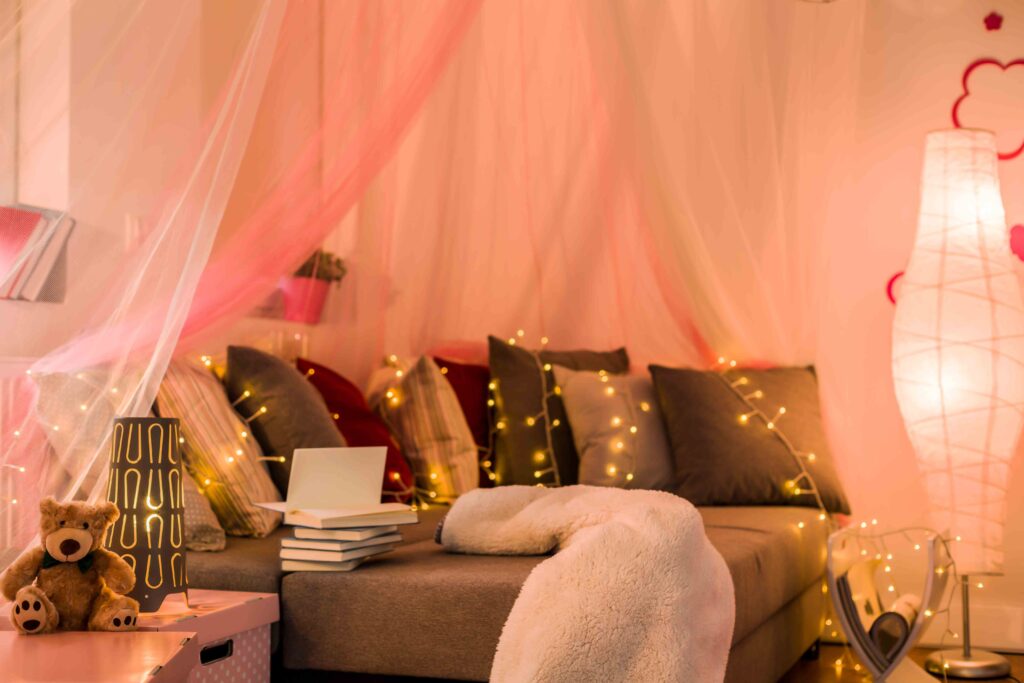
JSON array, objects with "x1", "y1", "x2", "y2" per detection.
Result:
[
  {"x1": 374, "y1": 357, "x2": 478, "y2": 502},
  {"x1": 157, "y1": 361, "x2": 281, "y2": 537}
]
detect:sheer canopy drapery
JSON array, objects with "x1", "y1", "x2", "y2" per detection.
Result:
[{"x1": 0, "y1": 0, "x2": 869, "y2": 566}]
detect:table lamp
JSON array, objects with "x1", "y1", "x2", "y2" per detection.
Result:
[
  {"x1": 892, "y1": 128, "x2": 1024, "y2": 677},
  {"x1": 104, "y1": 416, "x2": 188, "y2": 612}
]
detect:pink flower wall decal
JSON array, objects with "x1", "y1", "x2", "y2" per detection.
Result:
[
  {"x1": 1010, "y1": 224, "x2": 1024, "y2": 262},
  {"x1": 951, "y1": 58, "x2": 1024, "y2": 161},
  {"x1": 984, "y1": 12, "x2": 1003, "y2": 31}
]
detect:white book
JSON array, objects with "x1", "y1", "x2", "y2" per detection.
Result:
[
  {"x1": 282, "y1": 558, "x2": 365, "y2": 572},
  {"x1": 279, "y1": 544, "x2": 394, "y2": 563},
  {"x1": 18, "y1": 214, "x2": 74, "y2": 301},
  {"x1": 294, "y1": 525, "x2": 399, "y2": 541},
  {"x1": 281, "y1": 507, "x2": 417, "y2": 530},
  {"x1": 255, "y1": 447, "x2": 418, "y2": 529},
  {"x1": 282, "y1": 533, "x2": 401, "y2": 552}
]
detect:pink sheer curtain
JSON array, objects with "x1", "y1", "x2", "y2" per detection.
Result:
[
  {"x1": 307, "y1": 0, "x2": 866, "y2": 382},
  {"x1": 0, "y1": 0, "x2": 481, "y2": 565},
  {"x1": 1, "y1": 0, "x2": 869, "y2": 568},
  {"x1": 0, "y1": 0, "x2": 286, "y2": 564}
]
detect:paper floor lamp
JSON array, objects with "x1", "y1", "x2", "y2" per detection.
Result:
[
  {"x1": 105, "y1": 417, "x2": 188, "y2": 612},
  {"x1": 892, "y1": 129, "x2": 1024, "y2": 678}
]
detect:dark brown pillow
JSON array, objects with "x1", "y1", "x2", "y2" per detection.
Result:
[
  {"x1": 649, "y1": 364, "x2": 850, "y2": 514},
  {"x1": 489, "y1": 336, "x2": 629, "y2": 487},
  {"x1": 224, "y1": 346, "x2": 345, "y2": 494}
]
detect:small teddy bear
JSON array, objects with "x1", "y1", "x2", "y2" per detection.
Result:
[{"x1": 0, "y1": 497, "x2": 140, "y2": 634}]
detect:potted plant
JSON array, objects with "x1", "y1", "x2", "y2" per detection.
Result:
[{"x1": 279, "y1": 249, "x2": 346, "y2": 323}]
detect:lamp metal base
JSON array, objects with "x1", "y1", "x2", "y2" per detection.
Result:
[{"x1": 924, "y1": 649, "x2": 1011, "y2": 679}]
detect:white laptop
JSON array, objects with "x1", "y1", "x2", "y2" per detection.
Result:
[{"x1": 256, "y1": 447, "x2": 415, "y2": 528}]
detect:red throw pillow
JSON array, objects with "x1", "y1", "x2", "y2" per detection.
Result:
[
  {"x1": 432, "y1": 356, "x2": 493, "y2": 487},
  {"x1": 296, "y1": 358, "x2": 414, "y2": 503}
]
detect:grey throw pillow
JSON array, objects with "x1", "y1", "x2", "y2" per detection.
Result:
[
  {"x1": 650, "y1": 364, "x2": 850, "y2": 514},
  {"x1": 554, "y1": 367, "x2": 675, "y2": 491},
  {"x1": 489, "y1": 336, "x2": 629, "y2": 487},
  {"x1": 224, "y1": 346, "x2": 345, "y2": 494}
]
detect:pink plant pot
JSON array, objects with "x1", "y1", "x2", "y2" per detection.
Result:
[{"x1": 280, "y1": 276, "x2": 330, "y2": 324}]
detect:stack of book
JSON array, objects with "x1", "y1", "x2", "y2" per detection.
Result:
[
  {"x1": 279, "y1": 503, "x2": 419, "y2": 572},
  {"x1": 0, "y1": 205, "x2": 75, "y2": 302}
]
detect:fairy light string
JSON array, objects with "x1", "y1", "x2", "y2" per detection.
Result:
[
  {"x1": 299, "y1": 361, "x2": 418, "y2": 505},
  {"x1": 716, "y1": 356, "x2": 968, "y2": 678},
  {"x1": 376, "y1": 355, "x2": 447, "y2": 509},
  {"x1": 488, "y1": 331, "x2": 645, "y2": 487},
  {"x1": 188, "y1": 355, "x2": 278, "y2": 495}
]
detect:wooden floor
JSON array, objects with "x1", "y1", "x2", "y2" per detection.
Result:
[
  {"x1": 780, "y1": 645, "x2": 1024, "y2": 682},
  {"x1": 274, "y1": 645, "x2": 1024, "y2": 682}
]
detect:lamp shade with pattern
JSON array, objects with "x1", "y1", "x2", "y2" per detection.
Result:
[
  {"x1": 892, "y1": 129, "x2": 1024, "y2": 575},
  {"x1": 104, "y1": 417, "x2": 188, "y2": 611}
]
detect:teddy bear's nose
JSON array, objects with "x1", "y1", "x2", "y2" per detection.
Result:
[{"x1": 59, "y1": 539, "x2": 80, "y2": 556}]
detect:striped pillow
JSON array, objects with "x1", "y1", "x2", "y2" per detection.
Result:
[
  {"x1": 157, "y1": 361, "x2": 281, "y2": 537},
  {"x1": 374, "y1": 356, "x2": 478, "y2": 502}
]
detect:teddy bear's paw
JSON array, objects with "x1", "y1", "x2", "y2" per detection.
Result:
[
  {"x1": 11, "y1": 586, "x2": 56, "y2": 635},
  {"x1": 90, "y1": 597, "x2": 139, "y2": 631},
  {"x1": 108, "y1": 606, "x2": 137, "y2": 631}
]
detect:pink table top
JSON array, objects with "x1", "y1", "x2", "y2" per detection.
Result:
[{"x1": 0, "y1": 629, "x2": 199, "y2": 682}]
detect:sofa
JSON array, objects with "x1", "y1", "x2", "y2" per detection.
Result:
[{"x1": 188, "y1": 504, "x2": 827, "y2": 682}]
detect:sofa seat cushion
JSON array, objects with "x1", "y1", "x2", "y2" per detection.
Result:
[
  {"x1": 186, "y1": 526, "x2": 291, "y2": 594},
  {"x1": 280, "y1": 505, "x2": 826, "y2": 679},
  {"x1": 282, "y1": 538, "x2": 542, "y2": 681},
  {"x1": 700, "y1": 506, "x2": 826, "y2": 644}
]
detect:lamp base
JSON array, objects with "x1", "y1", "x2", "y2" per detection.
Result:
[{"x1": 924, "y1": 649, "x2": 1011, "y2": 679}]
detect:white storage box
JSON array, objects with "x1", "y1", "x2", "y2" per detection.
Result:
[{"x1": 137, "y1": 589, "x2": 279, "y2": 683}]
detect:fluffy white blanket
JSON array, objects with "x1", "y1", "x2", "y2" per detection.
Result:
[{"x1": 439, "y1": 485, "x2": 735, "y2": 682}]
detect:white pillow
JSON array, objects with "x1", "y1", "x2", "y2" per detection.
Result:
[{"x1": 553, "y1": 367, "x2": 675, "y2": 490}]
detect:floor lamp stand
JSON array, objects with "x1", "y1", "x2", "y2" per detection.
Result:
[{"x1": 924, "y1": 576, "x2": 1010, "y2": 679}]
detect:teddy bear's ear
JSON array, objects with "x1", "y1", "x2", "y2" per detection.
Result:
[
  {"x1": 39, "y1": 497, "x2": 59, "y2": 516},
  {"x1": 97, "y1": 501, "x2": 120, "y2": 525}
]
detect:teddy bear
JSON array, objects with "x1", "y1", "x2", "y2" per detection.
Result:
[{"x1": 0, "y1": 497, "x2": 139, "y2": 634}]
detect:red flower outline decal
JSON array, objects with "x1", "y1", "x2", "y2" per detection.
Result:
[{"x1": 952, "y1": 58, "x2": 1024, "y2": 161}]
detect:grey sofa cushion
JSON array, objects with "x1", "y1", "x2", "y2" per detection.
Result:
[
  {"x1": 185, "y1": 510, "x2": 448, "y2": 595},
  {"x1": 280, "y1": 506, "x2": 826, "y2": 679},
  {"x1": 489, "y1": 336, "x2": 629, "y2": 488},
  {"x1": 186, "y1": 526, "x2": 291, "y2": 594},
  {"x1": 700, "y1": 506, "x2": 827, "y2": 644},
  {"x1": 650, "y1": 364, "x2": 851, "y2": 514},
  {"x1": 224, "y1": 346, "x2": 345, "y2": 494}
]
